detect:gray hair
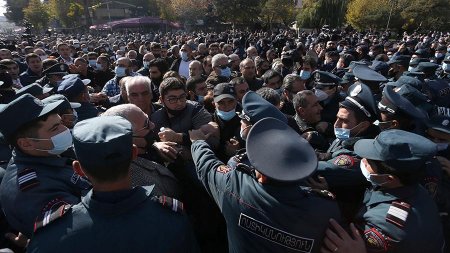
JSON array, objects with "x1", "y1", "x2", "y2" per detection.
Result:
[
  {"x1": 293, "y1": 90, "x2": 314, "y2": 109},
  {"x1": 102, "y1": 104, "x2": 141, "y2": 120},
  {"x1": 211, "y1": 53, "x2": 228, "y2": 68},
  {"x1": 124, "y1": 76, "x2": 152, "y2": 97},
  {"x1": 189, "y1": 60, "x2": 202, "y2": 68},
  {"x1": 282, "y1": 74, "x2": 301, "y2": 91}
]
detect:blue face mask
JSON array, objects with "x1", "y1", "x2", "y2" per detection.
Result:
[
  {"x1": 115, "y1": 66, "x2": 127, "y2": 77},
  {"x1": 96, "y1": 63, "x2": 103, "y2": 70},
  {"x1": 88, "y1": 60, "x2": 96, "y2": 67},
  {"x1": 216, "y1": 109, "x2": 236, "y2": 121},
  {"x1": 334, "y1": 127, "x2": 350, "y2": 140},
  {"x1": 180, "y1": 51, "x2": 189, "y2": 61},
  {"x1": 299, "y1": 70, "x2": 311, "y2": 80},
  {"x1": 143, "y1": 61, "x2": 150, "y2": 69},
  {"x1": 220, "y1": 67, "x2": 232, "y2": 78}
]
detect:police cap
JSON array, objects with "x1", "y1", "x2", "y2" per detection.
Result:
[
  {"x1": 355, "y1": 129, "x2": 436, "y2": 171},
  {"x1": 42, "y1": 63, "x2": 69, "y2": 76},
  {"x1": 409, "y1": 58, "x2": 428, "y2": 67},
  {"x1": 15, "y1": 83, "x2": 52, "y2": 98},
  {"x1": 312, "y1": 70, "x2": 341, "y2": 89},
  {"x1": 378, "y1": 85, "x2": 427, "y2": 120},
  {"x1": 73, "y1": 116, "x2": 133, "y2": 170},
  {"x1": 426, "y1": 115, "x2": 450, "y2": 135},
  {"x1": 411, "y1": 62, "x2": 439, "y2": 74},
  {"x1": 239, "y1": 91, "x2": 287, "y2": 124},
  {"x1": 340, "y1": 83, "x2": 377, "y2": 121},
  {"x1": 353, "y1": 64, "x2": 388, "y2": 83},
  {"x1": 0, "y1": 94, "x2": 63, "y2": 140},
  {"x1": 42, "y1": 94, "x2": 80, "y2": 113},
  {"x1": 369, "y1": 60, "x2": 389, "y2": 77},
  {"x1": 246, "y1": 117, "x2": 317, "y2": 182},
  {"x1": 387, "y1": 55, "x2": 411, "y2": 67},
  {"x1": 57, "y1": 77, "x2": 88, "y2": 100}
]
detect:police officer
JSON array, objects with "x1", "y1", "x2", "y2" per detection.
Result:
[
  {"x1": 36, "y1": 63, "x2": 69, "y2": 93},
  {"x1": 28, "y1": 116, "x2": 199, "y2": 253},
  {"x1": 351, "y1": 130, "x2": 445, "y2": 252},
  {"x1": 227, "y1": 91, "x2": 288, "y2": 170},
  {"x1": 0, "y1": 94, "x2": 91, "y2": 237},
  {"x1": 15, "y1": 83, "x2": 52, "y2": 100},
  {"x1": 311, "y1": 70, "x2": 343, "y2": 127},
  {"x1": 316, "y1": 83, "x2": 380, "y2": 220},
  {"x1": 190, "y1": 117, "x2": 341, "y2": 253},
  {"x1": 352, "y1": 64, "x2": 388, "y2": 101},
  {"x1": 376, "y1": 85, "x2": 427, "y2": 133}
]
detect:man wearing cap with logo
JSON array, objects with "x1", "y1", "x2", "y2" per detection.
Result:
[
  {"x1": 190, "y1": 117, "x2": 341, "y2": 253},
  {"x1": 352, "y1": 64, "x2": 388, "y2": 102},
  {"x1": 347, "y1": 130, "x2": 444, "y2": 252},
  {"x1": 227, "y1": 91, "x2": 288, "y2": 170},
  {"x1": 316, "y1": 83, "x2": 380, "y2": 219},
  {"x1": 28, "y1": 116, "x2": 199, "y2": 253},
  {"x1": 38, "y1": 63, "x2": 69, "y2": 94},
  {"x1": 0, "y1": 94, "x2": 91, "y2": 237},
  {"x1": 311, "y1": 71, "x2": 344, "y2": 130},
  {"x1": 212, "y1": 83, "x2": 242, "y2": 162},
  {"x1": 57, "y1": 76, "x2": 99, "y2": 122}
]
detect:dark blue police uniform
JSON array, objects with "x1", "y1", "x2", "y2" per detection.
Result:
[{"x1": 192, "y1": 117, "x2": 341, "y2": 253}]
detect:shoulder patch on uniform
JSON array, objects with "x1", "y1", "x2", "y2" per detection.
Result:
[
  {"x1": 217, "y1": 165, "x2": 232, "y2": 174},
  {"x1": 364, "y1": 227, "x2": 389, "y2": 252},
  {"x1": 154, "y1": 195, "x2": 184, "y2": 213},
  {"x1": 18, "y1": 168, "x2": 39, "y2": 191},
  {"x1": 34, "y1": 199, "x2": 71, "y2": 232},
  {"x1": 386, "y1": 201, "x2": 410, "y2": 228},
  {"x1": 333, "y1": 155, "x2": 355, "y2": 169},
  {"x1": 311, "y1": 189, "x2": 336, "y2": 200}
]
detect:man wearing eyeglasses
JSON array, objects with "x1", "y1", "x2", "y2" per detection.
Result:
[{"x1": 151, "y1": 77, "x2": 211, "y2": 154}]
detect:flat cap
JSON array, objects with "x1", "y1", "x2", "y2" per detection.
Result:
[{"x1": 246, "y1": 117, "x2": 317, "y2": 182}]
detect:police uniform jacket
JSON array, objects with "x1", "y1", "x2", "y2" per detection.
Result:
[
  {"x1": 27, "y1": 186, "x2": 199, "y2": 253},
  {"x1": 356, "y1": 184, "x2": 445, "y2": 253},
  {"x1": 192, "y1": 140, "x2": 342, "y2": 253},
  {"x1": 75, "y1": 102, "x2": 99, "y2": 122},
  {"x1": 0, "y1": 149, "x2": 91, "y2": 237}
]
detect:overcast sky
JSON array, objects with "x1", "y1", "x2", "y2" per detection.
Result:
[{"x1": 0, "y1": 1, "x2": 5, "y2": 16}]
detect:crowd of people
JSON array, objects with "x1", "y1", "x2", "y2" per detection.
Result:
[{"x1": 0, "y1": 27, "x2": 449, "y2": 252}]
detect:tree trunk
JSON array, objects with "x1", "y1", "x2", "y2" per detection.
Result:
[{"x1": 83, "y1": 0, "x2": 92, "y2": 29}]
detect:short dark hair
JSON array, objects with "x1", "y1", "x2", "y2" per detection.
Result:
[
  {"x1": 293, "y1": 90, "x2": 314, "y2": 109},
  {"x1": 148, "y1": 58, "x2": 168, "y2": 75},
  {"x1": 262, "y1": 69, "x2": 282, "y2": 85},
  {"x1": 256, "y1": 87, "x2": 281, "y2": 106},
  {"x1": 0, "y1": 59, "x2": 18, "y2": 67},
  {"x1": 159, "y1": 77, "x2": 186, "y2": 97},
  {"x1": 82, "y1": 157, "x2": 131, "y2": 183},
  {"x1": 230, "y1": 76, "x2": 246, "y2": 87},
  {"x1": 302, "y1": 55, "x2": 317, "y2": 69},
  {"x1": 282, "y1": 74, "x2": 301, "y2": 91},
  {"x1": 186, "y1": 76, "x2": 206, "y2": 92},
  {"x1": 25, "y1": 53, "x2": 40, "y2": 64},
  {"x1": 11, "y1": 112, "x2": 55, "y2": 149}
]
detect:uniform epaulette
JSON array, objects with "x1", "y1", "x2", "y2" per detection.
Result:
[
  {"x1": 18, "y1": 168, "x2": 39, "y2": 191},
  {"x1": 152, "y1": 195, "x2": 184, "y2": 213},
  {"x1": 34, "y1": 199, "x2": 72, "y2": 232},
  {"x1": 386, "y1": 201, "x2": 410, "y2": 228},
  {"x1": 310, "y1": 189, "x2": 336, "y2": 200}
]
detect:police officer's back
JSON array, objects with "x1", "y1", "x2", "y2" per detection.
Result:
[
  {"x1": 190, "y1": 117, "x2": 341, "y2": 253},
  {"x1": 28, "y1": 116, "x2": 199, "y2": 253}
]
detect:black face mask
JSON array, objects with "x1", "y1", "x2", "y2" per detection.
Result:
[{"x1": 166, "y1": 106, "x2": 186, "y2": 117}]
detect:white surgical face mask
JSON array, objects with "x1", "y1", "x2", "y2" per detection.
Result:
[
  {"x1": 360, "y1": 160, "x2": 388, "y2": 186},
  {"x1": 30, "y1": 128, "x2": 73, "y2": 155}
]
